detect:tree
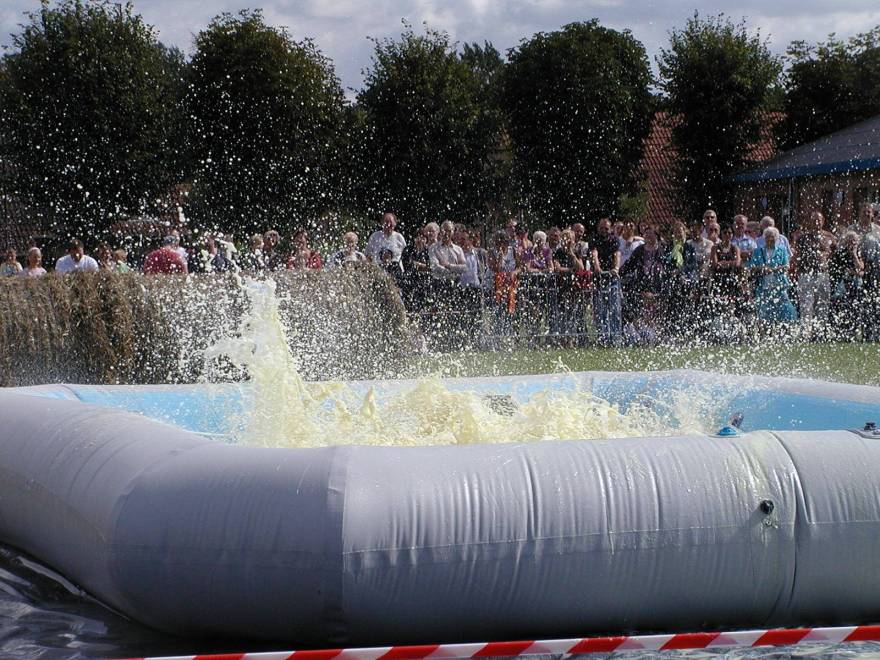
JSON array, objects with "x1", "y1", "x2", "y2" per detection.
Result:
[
  {"x1": 186, "y1": 10, "x2": 345, "y2": 235},
  {"x1": 501, "y1": 21, "x2": 654, "y2": 226},
  {"x1": 657, "y1": 13, "x2": 781, "y2": 222},
  {"x1": 777, "y1": 27, "x2": 880, "y2": 150},
  {"x1": 356, "y1": 25, "x2": 501, "y2": 229},
  {"x1": 0, "y1": 0, "x2": 185, "y2": 237},
  {"x1": 459, "y1": 41, "x2": 511, "y2": 221}
]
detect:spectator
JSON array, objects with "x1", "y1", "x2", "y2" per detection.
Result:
[
  {"x1": 470, "y1": 230, "x2": 491, "y2": 289},
  {"x1": 329, "y1": 232, "x2": 367, "y2": 268},
  {"x1": 750, "y1": 227, "x2": 798, "y2": 325},
  {"x1": 95, "y1": 242, "x2": 115, "y2": 271},
  {"x1": 218, "y1": 234, "x2": 238, "y2": 264},
  {"x1": 731, "y1": 214, "x2": 757, "y2": 261},
  {"x1": 365, "y1": 213, "x2": 406, "y2": 269},
  {"x1": 423, "y1": 222, "x2": 440, "y2": 248},
  {"x1": 710, "y1": 225, "x2": 742, "y2": 301},
  {"x1": 688, "y1": 222, "x2": 714, "y2": 273},
  {"x1": 169, "y1": 229, "x2": 188, "y2": 264},
  {"x1": 458, "y1": 229, "x2": 487, "y2": 340},
  {"x1": 552, "y1": 228, "x2": 585, "y2": 344},
  {"x1": 262, "y1": 230, "x2": 284, "y2": 271},
  {"x1": 429, "y1": 221, "x2": 466, "y2": 281},
  {"x1": 404, "y1": 227, "x2": 431, "y2": 272},
  {"x1": 505, "y1": 217, "x2": 518, "y2": 244},
  {"x1": 793, "y1": 211, "x2": 832, "y2": 338},
  {"x1": 377, "y1": 249, "x2": 403, "y2": 281},
  {"x1": 144, "y1": 236, "x2": 189, "y2": 274},
  {"x1": 547, "y1": 226, "x2": 562, "y2": 252},
  {"x1": 618, "y1": 221, "x2": 643, "y2": 266},
  {"x1": 829, "y1": 231, "x2": 865, "y2": 337},
  {"x1": 755, "y1": 216, "x2": 791, "y2": 258},
  {"x1": 17, "y1": 247, "x2": 46, "y2": 278},
  {"x1": 706, "y1": 223, "x2": 721, "y2": 245},
  {"x1": 55, "y1": 239, "x2": 99, "y2": 274},
  {"x1": 488, "y1": 229, "x2": 521, "y2": 329},
  {"x1": 287, "y1": 229, "x2": 322, "y2": 270},
  {"x1": 621, "y1": 224, "x2": 667, "y2": 327},
  {"x1": 459, "y1": 230, "x2": 487, "y2": 288},
  {"x1": 113, "y1": 249, "x2": 132, "y2": 273},
  {"x1": 514, "y1": 225, "x2": 533, "y2": 258},
  {"x1": 1, "y1": 248, "x2": 22, "y2": 276},
  {"x1": 401, "y1": 229, "x2": 432, "y2": 308},
  {"x1": 190, "y1": 233, "x2": 236, "y2": 273},
  {"x1": 525, "y1": 231, "x2": 553, "y2": 272},
  {"x1": 591, "y1": 218, "x2": 622, "y2": 346},
  {"x1": 701, "y1": 209, "x2": 718, "y2": 236},
  {"x1": 849, "y1": 202, "x2": 880, "y2": 241},
  {"x1": 663, "y1": 221, "x2": 699, "y2": 334},
  {"x1": 571, "y1": 222, "x2": 591, "y2": 267},
  {"x1": 239, "y1": 234, "x2": 266, "y2": 272},
  {"x1": 860, "y1": 224, "x2": 880, "y2": 341}
]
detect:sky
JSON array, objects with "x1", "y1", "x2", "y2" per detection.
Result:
[{"x1": 2, "y1": 0, "x2": 880, "y2": 95}]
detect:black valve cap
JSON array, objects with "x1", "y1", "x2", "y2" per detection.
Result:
[{"x1": 760, "y1": 500, "x2": 774, "y2": 515}]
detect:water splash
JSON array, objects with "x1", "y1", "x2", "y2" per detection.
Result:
[{"x1": 205, "y1": 277, "x2": 721, "y2": 447}]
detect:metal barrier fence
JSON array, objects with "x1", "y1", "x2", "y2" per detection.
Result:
[
  {"x1": 397, "y1": 270, "x2": 880, "y2": 352},
  {"x1": 401, "y1": 272, "x2": 596, "y2": 351}
]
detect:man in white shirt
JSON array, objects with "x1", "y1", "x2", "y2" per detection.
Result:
[
  {"x1": 365, "y1": 212, "x2": 406, "y2": 268},
  {"x1": 55, "y1": 239, "x2": 99, "y2": 273},
  {"x1": 849, "y1": 202, "x2": 880, "y2": 240},
  {"x1": 429, "y1": 221, "x2": 467, "y2": 281}
]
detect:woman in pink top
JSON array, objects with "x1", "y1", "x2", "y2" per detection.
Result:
[{"x1": 18, "y1": 247, "x2": 47, "y2": 277}]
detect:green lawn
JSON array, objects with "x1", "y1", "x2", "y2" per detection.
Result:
[{"x1": 407, "y1": 342, "x2": 880, "y2": 386}]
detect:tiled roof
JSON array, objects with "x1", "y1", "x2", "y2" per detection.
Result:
[{"x1": 637, "y1": 111, "x2": 782, "y2": 226}]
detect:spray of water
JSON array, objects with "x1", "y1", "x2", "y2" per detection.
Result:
[{"x1": 204, "y1": 277, "x2": 720, "y2": 447}]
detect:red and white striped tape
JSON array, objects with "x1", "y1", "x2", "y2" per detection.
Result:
[{"x1": 116, "y1": 624, "x2": 880, "y2": 660}]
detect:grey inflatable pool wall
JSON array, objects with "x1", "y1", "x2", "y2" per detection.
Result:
[{"x1": 1, "y1": 372, "x2": 880, "y2": 644}]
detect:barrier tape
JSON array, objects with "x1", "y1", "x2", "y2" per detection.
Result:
[{"x1": 116, "y1": 624, "x2": 880, "y2": 660}]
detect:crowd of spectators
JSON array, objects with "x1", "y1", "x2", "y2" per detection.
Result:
[{"x1": 3, "y1": 204, "x2": 879, "y2": 347}]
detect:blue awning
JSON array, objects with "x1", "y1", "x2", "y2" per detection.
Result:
[{"x1": 734, "y1": 114, "x2": 880, "y2": 183}]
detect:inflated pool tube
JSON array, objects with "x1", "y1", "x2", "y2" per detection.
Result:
[{"x1": 1, "y1": 389, "x2": 879, "y2": 644}]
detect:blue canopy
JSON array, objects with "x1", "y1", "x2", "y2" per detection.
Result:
[{"x1": 735, "y1": 113, "x2": 880, "y2": 182}]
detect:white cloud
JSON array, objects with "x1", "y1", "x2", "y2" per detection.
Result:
[{"x1": 2, "y1": 0, "x2": 879, "y2": 91}]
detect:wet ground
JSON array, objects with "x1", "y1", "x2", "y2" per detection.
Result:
[{"x1": 3, "y1": 542, "x2": 879, "y2": 659}]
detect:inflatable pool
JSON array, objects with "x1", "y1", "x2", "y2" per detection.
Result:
[{"x1": 1, "y1": 370, "x2": 880, "y2": 645}]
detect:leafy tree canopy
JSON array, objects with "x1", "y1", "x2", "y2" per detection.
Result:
[
  {"x1": 502, "y1": 20, "x2": 654, "y2": 226},
  {"x1": 657, "y1": 13, "x2": 781, "y2": 222},
  {"x1": 186, "y1": 9, "x2": 345, "y2": 235},
  {"x1": 356, "y1": 24, "x2": 501, "y2": 230},
  {"x1": 777, "y1": 26, "x2": 880, "y2": 150},
  {"x1": 0, "y1": 0, "x2": 185, "y2": 237}
]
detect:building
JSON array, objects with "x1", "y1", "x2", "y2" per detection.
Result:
[
  {"x1": 733, "y1": 114, "x2": 880, "y2": 233},
  {"x1": 637, "y1": 111, "x2": 780, "y2": 229}
]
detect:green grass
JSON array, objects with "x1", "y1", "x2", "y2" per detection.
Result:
[{"x1": 406, "y1": 342, "x2": 880, "y2": 386}]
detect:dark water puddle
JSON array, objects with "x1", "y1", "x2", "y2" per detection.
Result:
[{"x1": 0, "y1": 543, "x2": 286, "y2": 659}]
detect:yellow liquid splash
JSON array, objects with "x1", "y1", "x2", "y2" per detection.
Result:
[{"x1": 204, "y1": 278, "x2": 716, "y2": 448}]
